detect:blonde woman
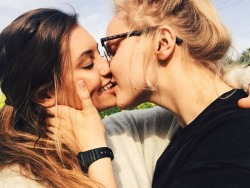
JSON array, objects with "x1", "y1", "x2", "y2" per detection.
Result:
[
  {"x1": 101, "y1": 0, "x2": 250, "y2": 187},
  {"x1": 50, "y1": 1, "x2": 250, "y2": 188}
]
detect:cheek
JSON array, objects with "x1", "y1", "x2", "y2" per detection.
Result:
[
  {"x1": 110, "y1": 53, "x2": 133, "y2": 79},
  {"x1": 57, "y1": 80, "x2": 79, "y2": 108},
  {"x1": 110, "y1": 63, "x2": 124, "y2": 78},
  {"x1": 91, "y1": 95, "x2": 116, "y2": 111},
  {"x1": 60, "y1": 72, "x2": 101, "y2": 108},
  {"x1": 110, "y1": 45, "x2": 132, "y2": 74},
  {"x1": 79, "y1": 74, "x2": 101, "y2": 96}
]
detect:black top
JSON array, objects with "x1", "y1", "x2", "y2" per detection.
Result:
[{"x1": 153, "y1": 89, "x2": 250, "y2": 188}]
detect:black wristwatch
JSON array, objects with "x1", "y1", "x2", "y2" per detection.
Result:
[{"x1": 77, "y1": 147, "x2": 114, "y2": 173}]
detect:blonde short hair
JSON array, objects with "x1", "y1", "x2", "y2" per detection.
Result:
[{"x1": 113, "y1": 0, "x2": 232, "y2": 74}]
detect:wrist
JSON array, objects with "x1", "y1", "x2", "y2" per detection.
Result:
[
  {"x1": 77, "y1": 147, "x2": 114, "y2": 173},
  {"x1": 77, "y1": 139, "x2": 108, "y2": 153}
]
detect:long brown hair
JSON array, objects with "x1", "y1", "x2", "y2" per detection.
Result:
[{"x1": 0, "y1": 8, "x2": 101, "y2": 188}]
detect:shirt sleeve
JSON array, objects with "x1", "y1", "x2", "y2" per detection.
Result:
[{"x1": 103, "y1": 106, "x2": 179, "y2": 188}]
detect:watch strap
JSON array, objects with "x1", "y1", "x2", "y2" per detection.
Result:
[{"x1": 77, "y1": 147, "x2": 114, "y2": 173}]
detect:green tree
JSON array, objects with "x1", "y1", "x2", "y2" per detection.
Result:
[
  {"x1": 0, "y1": 93, "x2": 5, "y2": 108},
  {"x1": 240, "y1": 48, "x2": 250, "y2": 64}
]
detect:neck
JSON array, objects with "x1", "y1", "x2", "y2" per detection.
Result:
[{"x1": 150, "y1": 60, "x2": 233, "y2": 128}]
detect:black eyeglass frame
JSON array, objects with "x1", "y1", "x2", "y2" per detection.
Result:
[{"x1": 100, "y1": 26, "x2": 183, "y2": 58}]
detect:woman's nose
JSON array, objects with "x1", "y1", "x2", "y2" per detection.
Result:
[{"x1": 99, "y1": 58, "x2": 111, "y2": 77}]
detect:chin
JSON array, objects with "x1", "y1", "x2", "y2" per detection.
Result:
[
  {"x1": 116, "y1": 95, "x2": 145, "y2": 110},
  {"x1": 116, "y1": 100, "x2": 136, "y2": 110},
  {"x1": 92, "y1": 95, "x2": 117, "y2": 112},
  {"x1": 95, "y1": 102, "x2": 117, "y2": 112}
]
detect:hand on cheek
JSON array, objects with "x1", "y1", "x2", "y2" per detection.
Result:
[
  {"x1": 47, "y1": 80, "x2": 107, "y2": 154},
  {"x1": 238, "y1": 84, "x2": 250, "y2": 108}
]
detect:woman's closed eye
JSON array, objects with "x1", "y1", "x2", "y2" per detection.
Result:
[{"x1": 82, "y1": 62, "x2": 94, "y2": 70}]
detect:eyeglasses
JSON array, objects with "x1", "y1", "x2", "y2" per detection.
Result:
[{"x1": 100, "y1": 26, "x2": 183, "y2": 60}]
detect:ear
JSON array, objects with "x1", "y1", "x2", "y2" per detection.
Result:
[
  {"x1": 35, "y1": 92, "x2": 56, "y2": 108},
  {"x1": 156, "y1": 26, "x2": 176, "y2": 62}
]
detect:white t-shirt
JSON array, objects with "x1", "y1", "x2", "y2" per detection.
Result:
[{"x1": 104, "y1": 106, "x2": 178, "y2": 188}]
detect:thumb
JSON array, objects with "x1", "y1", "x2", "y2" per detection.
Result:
[
  {"x1": 76, "y1": 80, "x2": 95, "y2": 111},
  {"x1": 238, "y1": 84, "x2": 250, "y2": 108}
]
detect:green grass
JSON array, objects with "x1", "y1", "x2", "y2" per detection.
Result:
[
  {"x1": 100, "y1": 102, "x2": 155, "y2": 118},
  {"x1": 100, "y1": 107, "x2": 122, "y2": 119}
]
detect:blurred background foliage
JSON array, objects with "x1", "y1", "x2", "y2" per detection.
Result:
[
  {"x1": 100, "y1": 102, "x2": 156, "y2": 118},
  {"x1": 0, "y1": 94, "x2": 5, "y2": 109}
]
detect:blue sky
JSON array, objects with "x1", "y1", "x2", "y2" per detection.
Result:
[{"x1": 0, "y1": 0, "x2": 249, "y2": 54}]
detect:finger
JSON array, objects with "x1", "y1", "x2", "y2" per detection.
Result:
[
  {"x1": 76, "y1": 80, "x2": 96, "y2": 111},
  {"x1": 46, "y1": 128, "x2": 66, "y2": 145},
  {"x1": 47, "y1": 106, "x2": 56, "y2": 117},
  {"x1": 238, "y1": 98, "x2": 250, "y2": 108},
  {"x1": 47, "y1": 125, "x2": 59, "y2": 135},
  {"x1": 47, "y1": 125, "x2": 64, "y2": 141},
  {"x1": 47, "y1": 124, "x2": 73, "y2": 146},
  {"x1": 47, "y1": 117, "x2": 63, "y2": 128},
  {"x1": 46, "y1": 129, "x2": 56, "y2": 140},
  {"x1": 238, "y1": 85, "x2": 250, "y2": 108}
]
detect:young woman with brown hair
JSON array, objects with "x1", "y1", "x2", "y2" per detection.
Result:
[{"x1": 0, "y1": 8, "x2": 117, "y2": 188}]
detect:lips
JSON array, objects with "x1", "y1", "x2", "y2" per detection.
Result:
[{"x1": 100, "y1": 81, "x2": 117, "y2": 92}]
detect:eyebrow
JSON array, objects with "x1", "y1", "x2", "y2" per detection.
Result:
[
  {"x1": 78, "y1": 49, "x2": 93, "y2": 60},
  {"x1": 77, "y1": 43, "x2": 99, "y2": 60}
]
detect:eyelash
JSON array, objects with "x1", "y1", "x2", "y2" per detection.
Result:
[{"x1": 82, "y1": 62, "x2": 94, "y2": 70}]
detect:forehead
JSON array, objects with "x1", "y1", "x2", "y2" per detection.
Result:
[
  {"x1": 69, "y1": 25, "x2": 96, "y2": 60},
  {"x1": 106, "y1": 16, "x2": 129, "y2": 36}
]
